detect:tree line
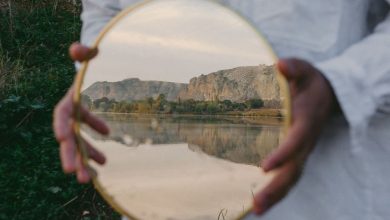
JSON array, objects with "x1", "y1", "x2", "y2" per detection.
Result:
[{"x1": 82, "y1": 94, "x2": 265, "y2": 115}]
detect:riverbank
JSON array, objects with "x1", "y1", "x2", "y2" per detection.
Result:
[
  {"x1": 91, "y1": 108, "x2": 284, "y2": 118},
  {"x1": 93, "y1": 111, "x2": 285, "y2": 126}
]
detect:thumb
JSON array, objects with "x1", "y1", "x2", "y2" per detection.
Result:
[
  {"x1": 69, "y1": 42, "x2": 98, "y2": 62},
  {"x1": 277, "y1": 58, "x2": 309, "y2": 81}
]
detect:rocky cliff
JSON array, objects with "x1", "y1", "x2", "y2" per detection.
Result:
[
  {"x1": 178, "y1": 65, "x2": 280, "y2": 104},
  {"x1": 82, "y1": 65, "x2": 281, "y2": 105},
  {"x1": 82, "y1": 78, "x2": 187, "y2": 102}
]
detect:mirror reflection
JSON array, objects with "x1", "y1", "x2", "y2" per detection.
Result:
[
  {"x1": 76, "y1": 0, "x2": 288, "y2": 219},
  {"x1": 83, "y1": 114, "x2": 283, "y2": 166}
]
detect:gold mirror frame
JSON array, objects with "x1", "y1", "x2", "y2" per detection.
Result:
[{"x1": 72, "y1": 0, "x2": 291, "y2": 219}]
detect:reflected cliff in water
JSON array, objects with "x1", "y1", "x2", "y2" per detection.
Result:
[{"x1": 84, "y1": 113, "x2": 284, "y2": 166}]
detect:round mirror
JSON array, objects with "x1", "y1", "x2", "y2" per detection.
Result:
[{"x1": 74, "y1": 0, "x2": 290, "y2": 219}]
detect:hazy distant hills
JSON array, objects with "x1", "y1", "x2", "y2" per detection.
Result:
[
  {"x1": 82, "y1": 64, "x2": 281, "y2": 106},
  {"x1": 82, "y1": 78, "x2": 187, "y2": 102}
]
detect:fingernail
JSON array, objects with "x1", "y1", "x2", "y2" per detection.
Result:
[
  {"x1": 278, "y1": 59, "x2": 289, "y2": 71},
  {"x1": 104, "y1": 126, "x2": 110, "y2": 135},
  {"x1": 258, "y1": 198, "x2": 270, "y2": 215},
  {"x1": 87, "y1": 47, "x2": 98, "y2": 59},
  {"x1": 65, "y1": 164, "x2": 75, "y2": 173},
  {"x1": 262, "y1": 160, "x2": 274, "y2": 172},
  {"x1": 253, "y1": 200, "x2": 262, "y2": 215},
  {"x1": 254, "y1": 194, "x2": 270, "y2": 215},
  {"x1": 78, "y1": 170, "x2": 90, "y2": 184},
  {"x1": 87, "y1": 166, "x2": 97, "y2": 178},
  {"x1": 253, "y1": 206, "x2": 262, "y2": 215},
  {"x1": 63, "y1": 160, "x2": 76, "y2": 173},
  {"x1": 101, "y1": 155, "x2": 107, "y2": 164},
  {"x1": 253, "y1": 206, "x2": 265, "y2": 216}
]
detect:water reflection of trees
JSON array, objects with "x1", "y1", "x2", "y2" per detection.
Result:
[{"x1": 83, "y1": 114, "x2": 283, "y2": 166}]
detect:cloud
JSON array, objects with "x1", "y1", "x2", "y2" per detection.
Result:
[
  {"x1": 108, "y1": 30, "x2": 266, "y2": 61},
  {"x1": 83, "y1": 0, "x2": 275, "y2": 89}
]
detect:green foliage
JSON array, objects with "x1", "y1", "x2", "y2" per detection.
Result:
[
  {"x1": 155, "y1": 94, "x2": 168, "y2": 111},
  {"x1": 206, "y1": 103, "x2": 220, "y2": 114},
  {"x1": 0, "y1": 2, "x2": 119, "y2": 219},
  {"x1": 85, "y1": 94, "x2": 265, "y2": 116},
  {"x1": 246, "y1": 98, "x2": 264, "y2": 109}
]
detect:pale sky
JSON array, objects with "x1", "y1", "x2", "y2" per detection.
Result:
[{"x1": 82, "y1": 0, "x2": 276, "y2": 89}]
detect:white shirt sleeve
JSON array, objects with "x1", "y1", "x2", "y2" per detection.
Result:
[
  {"x1": 75, "y1": 0, "x2": 140, "y2": 69},
  {"x1": 80, "y1": 0, "x2": 122, "y2": 46},
  {"x1": 314, "y1": 4, "x2": 390, "y2": 132}
]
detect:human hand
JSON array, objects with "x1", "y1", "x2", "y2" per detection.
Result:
[
  {"x1": 253, "y1": 58, "x2": 338, "y2": 214},
  {"x1": 53, "y1": 43, "x2": 109, "y2": 183}
]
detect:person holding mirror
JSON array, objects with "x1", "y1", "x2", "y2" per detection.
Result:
[{"x1": 53, "y1": 0, "x2": 390, "y2": 219}]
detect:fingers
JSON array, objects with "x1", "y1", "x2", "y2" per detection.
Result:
[
  {"x1": 59, "y1": 138, "x2": 77, "y2": 173},
  {"x1": 277, "y1": 58, "x2": 311, "y2": 80},
  {"x1": 72, "y1": 138, "x2": 105, "y2": 184},
  {"x1": 75, "y1": 153, "x2": 91, "y2": 184},
  {"x1": 55, "y1": 90, "x2": 109, "y2": 136},
  {"x1": 254, "y1": 160, "x2": 300, "y2": 215},
  {"x1": 263, "y1": 58, "x2": 318, "y2": 171},
  {"x1": 54, "y1": 84, "x2": 108, "y2": 182},
  {"x1": 54, "y1": 88, "x2": 77, "y2": 173},
  {"x1": 59, "y1": 134, "x2": 105, "y2": 183},
  {"x1": 262, "y1": 119, "x2": 307, "y2": 171},
  {"x1": 69, "y1": 42, "x2": 98, "y2": 62},
  {"x1": 82, "y1": 138, "x2": 106, "y2": 165},
  {"x1": 53, "y1": 88, "x2": 75, "y2": 142},
  {"x1": 80, "y1": 106, "x2": 110, "y2": 135},
  {"x1": 60, "y1": 136, "x2": 106, "y2": 177}
]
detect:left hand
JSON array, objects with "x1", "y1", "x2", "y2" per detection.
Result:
[
  {"x1": 253, "y1": 58, "x2": 339, "y2": 215},
  {"x1": 53, "y1": 43, "x2": 108, "y2": 183}
]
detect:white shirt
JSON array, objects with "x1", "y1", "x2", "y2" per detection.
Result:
[{"x1": 79, "y1": 0, "x2": 390, "y2": 219}]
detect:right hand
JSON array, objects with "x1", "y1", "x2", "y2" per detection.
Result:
[
  {"x1": 253, "y1": 58, "x2": 338, "y2": 214},
  {"x1": 53, "y1": 43, "x2": 109, "y2": 183}
]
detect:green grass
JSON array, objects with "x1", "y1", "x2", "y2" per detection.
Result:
[{"x1": 0, "y1": 1, "x2": 120, "y2": 219}]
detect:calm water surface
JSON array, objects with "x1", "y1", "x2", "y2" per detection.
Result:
[
  {"x1": 88, "y1": 113, "x2": 284, "y2": 165},
  {"x1": 81, "y1": 113, "x2": 284, "y2": 220}
]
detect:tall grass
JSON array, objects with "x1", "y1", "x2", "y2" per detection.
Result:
[
  {"x1": 0, "y1": 1, "x2": 119, "y2": 219},
  {"x1": 0, "y1": 49, "x2": 23, "y2": 94}
]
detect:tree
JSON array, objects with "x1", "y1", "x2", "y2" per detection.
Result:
[
  {"x1": 246, "y1": 99, "x2": 264, "y2": 109},
  {"x1": 221, "y1": 100, "x2": 233, "y2": 111},
  {"x1": 206, "y1": 103, "x2": 220, "y2": 114},
  {"x1": 81, "y1": 94, "x2": 92, "y2": 109},
  {"x1": 233, "y1": 102, "x2": 246, "y2": 111},
  {"x1": 182, "y1": 99, "x2": 196, "y2": 112},
  {"x1": 98, "y1": 102, "x2": 109, "y2": 112},
  {"x1": 138, "y1": 102, "x2": 151, "y2": 113},
  {"x1": 195, "y1": 102, "x2": 206, "y2": 113},
  {"x1": 146, "y1": 97, "x2": 154, "y2": 109},
  {"x1": 155, "y1": 94, "x2": 167, "y2": 111},
  {"x1": 93, "y1": 97, "x2": 109, "y2": 110}
]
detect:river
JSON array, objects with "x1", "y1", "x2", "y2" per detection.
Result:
[{"x1": 81, "y1": 113, "x2": 284, "y2": 220}]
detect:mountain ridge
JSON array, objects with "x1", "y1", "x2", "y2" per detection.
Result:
[{"x1": 82, "y1": 64, "x2": 281, "y2": 107}]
